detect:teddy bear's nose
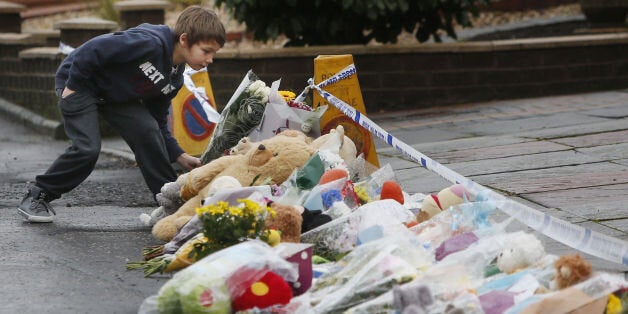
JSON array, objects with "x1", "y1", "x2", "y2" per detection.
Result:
[{"x1": 258, "y1": 144, "x2": 266, "y2": 150}]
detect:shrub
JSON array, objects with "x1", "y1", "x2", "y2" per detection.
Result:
[
  {"x1": 214, "y1": 0, "x2": 489, "y2": 46},
  {"x1": 98, "y1": 0, "x2": 120, "y2": 23}
]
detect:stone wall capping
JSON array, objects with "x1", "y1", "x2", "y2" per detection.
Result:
[
  {"x1": 24, "y1": 29, "x2": 60, "y2": 37},
  {"x1": 19, "y1": 47, "x2": 64, "y2": 60},
  {"x1": 114, "y1": 0, "x2": 172, "y2": 11},
  {"x1": 0, "y1": 1, "x2": 26, "y2": 13},
  {"x1": 217, "y1": 33, "x2": 628, "y2": 60},
  {"x1": 53, "y1": 17, "x2": 119, "y2": 31},
  {"x1": 491, "y1": 32, "x2": 628, "y2": 50},
  {"x1": 0, "y1": 33, "x2": 40, "y2": 45},
  {"x1": 23, "y1": 29, "x2": 60, "y2": 43}
]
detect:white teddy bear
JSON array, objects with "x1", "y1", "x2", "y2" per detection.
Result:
[{"x1": 496, "y1": 231, "x2": 546, "y2": 274}]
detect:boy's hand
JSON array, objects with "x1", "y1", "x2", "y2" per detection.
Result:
[
  {"x1": 176, "y1": 153, "x2": 201, "y2": 171},
  {"x1": 61, "y1": 87, "x2": 75, "y2": 98}
]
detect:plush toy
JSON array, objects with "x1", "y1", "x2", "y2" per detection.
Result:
[
  {"x1": 310, "y1": 125, "x2": 357, "y2": 165},
  {"x1": 229, "y1": 130, "x2": 312, "y2": 156},
  {"x1": 151, "y1": 130, "x2": 316, "y2": 242},
  {"x1": 380, "y1": 283, "x2": 470, "y2": 314},
  {"x1": 139, "y1": 174, "x2": 189, "y2": 226},
  {"x1": 265, "y1": 202, "x2": 304, "y2": 243},
  {"x1": 551, "y1": 254, "x2": 592, "y2": 290},
  {"x1": 230, "y1": 270, "x2": 293, "y2": 312},
  {"x1": 496, "y1": 232, "x2": 545, "y2": 274},
  {"x1": 393, "y1": 284, "x2": 434, "y2": 314},
  {"x1": 418, "y1": 184, "x2": 470, "y2": 223},
  {"x1": 229, "y1": 137, "x2": 258, "y2": 155}
]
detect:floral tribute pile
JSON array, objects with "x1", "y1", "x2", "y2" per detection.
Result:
[{"x1": 132, "y1": 72, "x2": 628, "y2": 314}]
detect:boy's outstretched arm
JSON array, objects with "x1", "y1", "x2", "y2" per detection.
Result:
[{"x1": 176, "y1": 153, "x2": 201, "y2": 171}]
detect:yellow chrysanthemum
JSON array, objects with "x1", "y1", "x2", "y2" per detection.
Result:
[
  {"x1": 216, "y1": 201, "x2": 230, "y2": 211},
  {"x1": 239, "y1": 198, "x2": 261, "y2": 214},
  {"x1": 228, "y1": 206, "x2": 244, "y2": 217},
  {"x1": 354, "y1": 185, "x2": 371, "y2": 203},
  {"x1": 606, "y1": 294, "x2": 622, "y2": 314},
  {"x1": 195, "y1": 205, "x2": 210, "y2": 216},
  {"x1": 211, "y1": 205, "x2": 227, "y2": 216},
  {"x1": 279, "y1": 90, "x2": 296, "y2": 102}
]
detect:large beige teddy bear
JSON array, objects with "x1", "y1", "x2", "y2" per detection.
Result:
[{"x1": 151, "y1": 130, "x2": 316, "y2": 241}]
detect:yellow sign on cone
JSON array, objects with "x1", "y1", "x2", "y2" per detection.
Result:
[
  {"x1": 169, "y1": 70, "x2": 218, "y2": 156},
  {"x1": 313, "y1": 55, "x2": 380, "y2": 167}
]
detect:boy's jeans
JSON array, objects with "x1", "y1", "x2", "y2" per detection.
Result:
[{"x1": 35, "y1": 89, "x2": 177, "y2": 200}]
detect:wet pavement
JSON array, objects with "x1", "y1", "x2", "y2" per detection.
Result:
[{"x1": 1, "y1": 88, "x2": 628, "y2": 313}]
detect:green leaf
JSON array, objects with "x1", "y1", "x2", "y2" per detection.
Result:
[{"x1": 218, "y1": 0, "x2": 476, "y2": 45}]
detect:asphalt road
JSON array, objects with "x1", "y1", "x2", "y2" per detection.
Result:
[{"x1": 0, "y1": 113, "x2": 167, "y2": 313}]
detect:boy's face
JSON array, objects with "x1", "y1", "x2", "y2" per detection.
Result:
[{"x1": 181, "y1": 37, "x2": 221, "y2": 70}]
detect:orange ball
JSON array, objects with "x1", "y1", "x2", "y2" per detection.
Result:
[{"x1": 380, "y1": 180, "x2": 404, "y2": 204}]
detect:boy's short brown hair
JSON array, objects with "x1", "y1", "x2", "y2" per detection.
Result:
[{"x1": 174, "y1": 5, "x2": 226, "y2": 47}]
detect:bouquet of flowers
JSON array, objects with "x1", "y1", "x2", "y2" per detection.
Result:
[
  {"x1": 189, "y1": 198, "x2": 276, "y2": 261},
  {"x1": 200, "y1": 70, "x2": 270, "y2": 164}
]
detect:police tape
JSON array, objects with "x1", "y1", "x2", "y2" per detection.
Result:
[
  {"x1": 306, "y1": 67, "x2": 628, "y2": 266},
  {"x1": 294, "y1": 64, "x2": 356, "y2": 104}
]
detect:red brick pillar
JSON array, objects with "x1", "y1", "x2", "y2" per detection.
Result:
[
  {"x1": 114, "y1": 0, "x2": 172, "y2": 30},
  {"x1": 0, "y1": 1, "x2": 26, "y2": 33}
]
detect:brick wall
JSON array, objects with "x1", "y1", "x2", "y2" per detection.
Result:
[
  {"x1": 1, "y1": 32, "x2": 628, "y2": 124},
  {"x1": 0, "y1": 34, "x2": 61, "y2": 120},
  {"x1": 208, "y1": 35, "x2": 628, "y2": 114}
]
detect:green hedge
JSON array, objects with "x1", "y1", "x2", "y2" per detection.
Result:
[{"x1": 215, "y1": 0, "x2": 489, "y2": 46}]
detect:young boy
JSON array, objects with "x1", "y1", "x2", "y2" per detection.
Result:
[{"x1": 18, "y1": 6, "x2": 226, "y2": 222}]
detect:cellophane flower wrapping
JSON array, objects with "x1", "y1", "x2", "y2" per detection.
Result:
[
  {"x1": 307, "y1": 234, "x2": 431, "y2": 313},
  {"x1": 247, "y1": 80, "x2": 328, "y2": 142},
  {"x1": 150, "y1": 241, "x2": 298, "y2": 314},
  {"x1": 300, "y1": 199, "x2": 416, "y2": 262},
  {"x1": 200, "y1": 70, "x2": 269, "y2": 164}
]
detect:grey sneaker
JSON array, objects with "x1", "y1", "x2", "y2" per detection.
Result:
[{"x1": 17, "y1": 186, "x2": 56, "y2": 223}]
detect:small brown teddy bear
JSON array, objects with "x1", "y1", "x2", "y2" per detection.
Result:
[
  {"x1": 151, "y1": 130, "x2": 316, "y2": 242},
  {"x1": 553, "y1": 254, "x2": 592, "y2": 290},
  {"x1": 265, "y1": 202, "x2": 304, "y2": 243}
]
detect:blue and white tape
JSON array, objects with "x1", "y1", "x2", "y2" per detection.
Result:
[
  {"x1": 307, "y1": 65, "x2": 628, "y2": 266},
  {"x1": 294, "y1": 64, "x2": 357, "y2": 104}
]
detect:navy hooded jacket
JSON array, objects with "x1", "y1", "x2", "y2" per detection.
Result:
[{"x1": 55, "y1": 23, "x2": 185, "y2": 161}]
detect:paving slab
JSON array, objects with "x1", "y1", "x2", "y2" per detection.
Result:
[
  {"x1": 471, "y1": 162, "x2": 628, "y2": 194},
  {"x1": 552, "y1": 129, "x2": 628, "y2": 147},
  {"x1": 516, "y1": 118, "x2": 628, "y2": 140},
  {"x1": 444, "y1": 112, "x2": 610, "y2": 136},
  {"x1": 448, "y1": 149, "x2": 603, "y2": 176},
  {"x1": 426, "y1": 140, "x2": 571, "y2": 164},
  {"x1": 521, "y1": 183, "x2": 628, "y2": 221}
]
